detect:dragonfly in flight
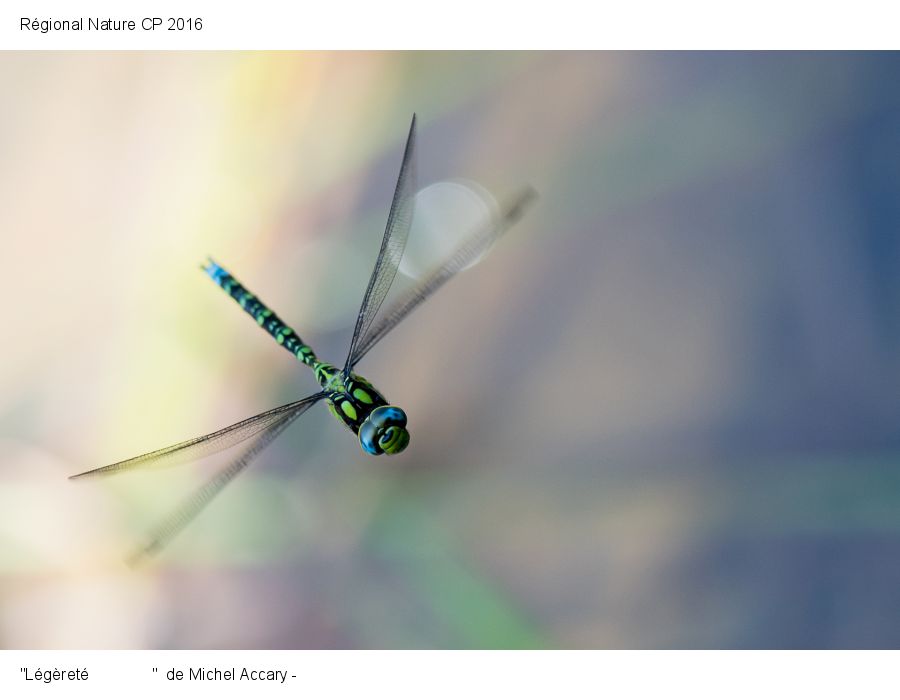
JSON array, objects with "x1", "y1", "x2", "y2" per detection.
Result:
[{"x1": 71, "y1": 115, "x2": 536, "y2": 563}]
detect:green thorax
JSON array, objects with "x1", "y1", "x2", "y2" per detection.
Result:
[{"x1": 312, "y1": 361, "x2": 389, "y2": 434}]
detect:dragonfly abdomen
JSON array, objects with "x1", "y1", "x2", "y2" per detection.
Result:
[{"x1": 203, "y1": 259, "x2": 319, "y2": 368}]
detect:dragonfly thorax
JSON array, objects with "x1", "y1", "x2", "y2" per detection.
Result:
[{"x1": 315, "y1": 361, "x2": 410, "y2": 456}]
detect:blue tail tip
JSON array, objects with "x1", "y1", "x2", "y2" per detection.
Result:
[{"x1": 202, "y1": 257, "x2": 226, "y2": 282}]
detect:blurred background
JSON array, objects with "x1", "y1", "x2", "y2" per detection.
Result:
[{"x1": 0, "y1": 52, "x2": 898, "y2": 649}]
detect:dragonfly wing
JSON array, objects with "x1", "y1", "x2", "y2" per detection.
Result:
[
  {"x1": 343, "y1": 114, "x2": 417, "y2": 372},
  {"x1": 126, "y1": 398, "x2": 316, "y2": 566},
  {"x1": 348, "y1": 187, "x2": 537, "y2": 367},
  {"x1": 69, "y1": 393, "x2": 325, "y2": 479}
]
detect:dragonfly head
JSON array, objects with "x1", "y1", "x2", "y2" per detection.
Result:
[{"x1": 359, "y1": 405, "x2": 409, "y2": 456}]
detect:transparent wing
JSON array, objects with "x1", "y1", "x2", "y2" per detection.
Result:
[
  {"x1": 343, "y1": 114, "x2": 417, "y2": 372},
  {"x1": 126, "y1": 397, "x2": 317, "y2": 566},
  {"x1": 69, "y1": 393, "x2": 325, "y2": 479},
  {"x1": 349, "y1": 187, "x2": 537, "y2": 367}
]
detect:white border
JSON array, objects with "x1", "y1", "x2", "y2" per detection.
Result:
[
  {"x1": 3, "y1": 650, "x2": 900, "y2": 699},
  {"x1": 1, "y1": 0, "x2": 899, "y2": 49}
]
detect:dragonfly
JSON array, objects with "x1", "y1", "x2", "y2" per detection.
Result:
[{"x1": 70, "y1": 114, "x2": 536, "y2": 564}]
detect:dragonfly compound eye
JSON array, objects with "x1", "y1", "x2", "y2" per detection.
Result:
[{"x1": 358, "y1": 405, "x2": 409, "y2": 456}]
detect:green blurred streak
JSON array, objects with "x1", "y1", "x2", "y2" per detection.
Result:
[
  {"x1": 403, "y1": 542, "x2": 546, "y2": 649},
  {"x1": 364, "y1": 485, "x2": 545, "y2": 649}
]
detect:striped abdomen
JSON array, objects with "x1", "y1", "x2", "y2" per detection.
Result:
[{"x1": 203, "y1": 259, "x2": 319, "y2": 368}]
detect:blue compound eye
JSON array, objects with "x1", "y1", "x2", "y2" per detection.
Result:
[{"x1": 358, "y1": 406, "x2": 409, "y2": 456}]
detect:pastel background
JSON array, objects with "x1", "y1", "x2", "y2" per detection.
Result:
[{"x1": 0, "y1": 52, "x2": 898, "y2": 648}]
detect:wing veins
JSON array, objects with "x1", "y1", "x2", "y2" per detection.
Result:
[
  {"x1": 349, "y1": 187, "x2": 537, "y2": 366},
  {"x1": 70, "y1": 393, "x2": 325, "y2": 479},
  {"x1": 126, "y1": 398, "x2": 316, "y2": 566},
  {"x1": 343, "y1": 114, "x2": 417, "y2": 372}
]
